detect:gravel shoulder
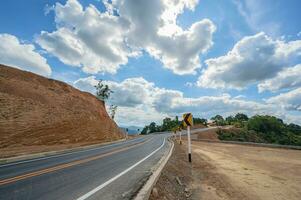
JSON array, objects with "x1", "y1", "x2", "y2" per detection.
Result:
[
  {"x1": 149, "y1": 140, "x2": 193, "y2": 200},
  {"x1": 150, "y1": 139, "x2": 301, "y2": 200}
]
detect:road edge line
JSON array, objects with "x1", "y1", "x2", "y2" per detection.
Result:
[
  {"x1": 76, "y1": 138, "x2": 166, "y2": 200},
  {"x1": 134, "y1": 138, "x2": 174, "y2": 200}
]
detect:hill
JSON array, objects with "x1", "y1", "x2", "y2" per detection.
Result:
[
  {"x1": 121, "y1": 126, "x2": 142, "y2": 135},
  {"x1": 0, "y1": 64, "x2": 124, "y2": 157}
]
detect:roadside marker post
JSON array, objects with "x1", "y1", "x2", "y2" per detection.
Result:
[
  {"x1": 187, "y1": 125, "x2": 191, "y2": 162},
  {"x1": 179, "y1": 130, "x2": 182, "y2": 145},
  {"x1": 183, "y1": 113, "x2": 193, "y2": 162}
]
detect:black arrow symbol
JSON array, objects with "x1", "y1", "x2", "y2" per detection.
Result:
[{"x1": 184, "y1": 113, "x2": 191, "y2": 126}]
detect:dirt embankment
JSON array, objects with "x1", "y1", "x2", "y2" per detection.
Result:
[
  {"x1": 196, "y1": 128, "x2": 219, "y2": 141},
  {"x1": 151, "y1": 140, "x2": 301, "y2": 200},
  {"x1": 0, "y1": 65, "x2": 124, "y2": 158}
]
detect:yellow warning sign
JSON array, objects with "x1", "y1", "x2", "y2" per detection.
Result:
[{"x1": 183, "y1": 113, "x2": 193, "y2": 127}]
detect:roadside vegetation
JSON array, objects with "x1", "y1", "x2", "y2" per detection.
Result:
[
  {"x1": 141, "y1": 112, "x2": 301, "y2": 146},
  {"x1": 215, "y1": 113, "x2": 301, "y2": 146},
  {"x1": 141, "y1": 116, "x2": 207, "y2": 134}
]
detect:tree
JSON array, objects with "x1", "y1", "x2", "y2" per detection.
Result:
[
  {"x1": 141, "y1": 126, "x2": 149, "y2": 135},
  {"x1": 109, "y1": 105, "x2": 118, "y2": 120},
  {"x1": 234, "y1": 113, "x2": 248, "y2": 121},
  {"x1": 194, "y1": 118, "x2": 207, "y2": 126},
  {"x1": 287, "y1": 123, "x2": 301, "y2": 135},
  {"x1": 211, "y1": 115, "x2": 224, "y2": 122},
  {"x1": 225, "y1": 116, "x2": 235, "y2": 124},
  {"x1": 141, "y1": 116, "x2": 182, "y2": 134},
  {"x1": 95, "y1": 80, "x2": 113, "y2": 101},
  {"x1": 149, "y1": 122, "x2": 157, "y2": 133},
  {"x1": 247, "y1": 115, "x2": 284, "y2": 134},
  {"x1": 211, "y1": 115, "x2": 226, "y2": 126}
]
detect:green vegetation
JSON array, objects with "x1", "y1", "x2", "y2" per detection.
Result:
[
  {"x1": 95, "y1": 80, "x2": 113, "y2": 101},
  {"x1": 211, "y1": 113, "x2": 248, "y2": 126},
  {"x1": 193, "y1": 117, "x2": 207, "y2": 126},
  {"x1": 141, "y1": 117, "x2": 181, "y2": 134},
  {"x1": 141, "y1": 116, "x2": 207, "y2": 134},
  {"x1": 140, "y1": 113, "x2": 301, "y2": 146},
  {"x1": 217, "y1": 114, "x2": 301, "y2": 146}
]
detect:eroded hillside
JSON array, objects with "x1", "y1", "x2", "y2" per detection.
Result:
[{"x1": 0, "y1": 65, "x2": 124, "y2": 157}]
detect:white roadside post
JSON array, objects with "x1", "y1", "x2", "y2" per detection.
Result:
[
  {"x1": 183, "y1": 113, "x2": 193, "y2": 162},
  {"x1": 187, "y1": 125, "x2": 191, "y2": 162},
  {"x1": 179, "y1": 129, "x2": 182, "y2": 145}
]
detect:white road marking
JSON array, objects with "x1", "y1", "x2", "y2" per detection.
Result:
[
  {"x1": 0, "y1": 137, "x2": 145, "y2": 168},
  {"x1": 76, "y1": 137, "x2": 166, "y2": 200}
]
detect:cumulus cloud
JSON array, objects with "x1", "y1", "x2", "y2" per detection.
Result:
[
  {"x1": 74, "y1": 76, "x2": 301, "y2": 125},
  {"x1": 266, "y1": 88, "x2": 301, "y2": 111},
  {"x1": 258, "y1": 64, "x2": 301, "y2": 92},
  {"x1": 0, "y1": 34, "x2": 51, "y2": 76},
  {"x1": 117, "y1": 0, "x2": 216, "y2": 75},
  {"x1": 36, "y1": 0, "x2": 134, "y2": 74},
  {"x1": 197, "y1": 32, "x2": 301, "y2": 90},
  {"x1": 37, "y1": 0, "x2": 215, "y2": 75},
  {"x1": 107, "y1": 77, "x2": 156, "y2": 107},
  {"x1": 73, "y1": 76, "x2": 98, "y2": 94}
]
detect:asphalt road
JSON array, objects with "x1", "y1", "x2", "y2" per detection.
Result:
[{"x1": 0, "y1": 133, "x2": 171, "y2": 200}]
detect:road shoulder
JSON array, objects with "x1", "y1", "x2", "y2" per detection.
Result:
[{"x1": 149, "y1": 140, "x2": 194, "y2": 200}]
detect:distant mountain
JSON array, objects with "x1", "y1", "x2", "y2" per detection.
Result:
[{"x1": 121, "y1": 126, "x2": 143, "y2": 135}]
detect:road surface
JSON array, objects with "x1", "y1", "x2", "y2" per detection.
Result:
[{"x1": 0, "y1": 133, "x2": 171, "y2": 200}]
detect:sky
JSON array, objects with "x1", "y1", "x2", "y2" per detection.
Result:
[{"x1": 0, "y1": 0, "x2": 301, "y2": 127}]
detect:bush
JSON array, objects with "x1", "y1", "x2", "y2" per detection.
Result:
[{"x1": 217, "y1": 115, "x2": 301, "y2": 146}]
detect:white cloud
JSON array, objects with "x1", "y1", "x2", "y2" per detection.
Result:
[
  {"x1": 0, "y1": 34, "x2": 51, "y2": 76},
  {"x1": 74, "y1": 76, "x2": 155, "y2": 107},
  {"x1": 37, "y1": 0, "x2": 215, "y2": 75},
  {"x1": 266, "y1": 88, "x2": 301, "y2": 111},
  {"x1": 37, "y1": 0, "x2": 134, "y2": 74},
  {"x1": 114, "y1": 106, "x2": 168, "y2": 127},
  {"x1": 107, "y1": 77, "x2": 155, "y2": 107},
  {"x1": 258, "y1": 64, "x2": 301, "y2": 93},
  {"x1": 73, "y1": 76, "x2": 98, "y2": 94},
  {"x1": 233, "y1": 0, "x2": 281, "y2": 36},
  {"x1": 197, "y1": 32, "x2": 301, "y2": 90},
  {"x1": 74, "y1": 76, "x2": 301, "y2": 125},
  {"x1": 117, "y1": 0, "x2": 216, "y2": 75}
]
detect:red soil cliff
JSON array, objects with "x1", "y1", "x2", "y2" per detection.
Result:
[{"x1": 0, "y1": 64, "x2": 124, "y2": 156}]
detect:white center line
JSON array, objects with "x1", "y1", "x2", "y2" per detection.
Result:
[{"x1": 76, "y1": 137, "x2": 166, "y2": 200}]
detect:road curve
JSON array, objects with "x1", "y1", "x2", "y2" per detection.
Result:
[{"x1": 0, "y1": 133, "x2": 171, "y2": 200}]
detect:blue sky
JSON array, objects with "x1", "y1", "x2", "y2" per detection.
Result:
[{"x1": 0, "y1": 0, "x2": 301, "y2": 126}]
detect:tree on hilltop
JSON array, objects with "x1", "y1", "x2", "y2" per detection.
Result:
[{"x1": 95, "y1": 80, "x2": 113, "y2": 102}]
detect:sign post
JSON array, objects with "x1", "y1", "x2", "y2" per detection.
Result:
[
  {"x1": 183, "y1": 113, "x2": 193, "y2": 162},
  {"x1": 187, "y1": 125, "x2": 191, "y2": 162},
  {"x1": 179, "y1": 129, "x2": 182, "y2": 145}
]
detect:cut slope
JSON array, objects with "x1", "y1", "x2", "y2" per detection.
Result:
[{"x1": 0, "y1": 64, "x2": 124, "y2": 157}]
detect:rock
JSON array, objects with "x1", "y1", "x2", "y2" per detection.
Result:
[
  {"x1": 152, "y1": 187, "x2": 159, "y2": 198},
  {"x1": 176, "y1": 176, "x2": 183, "y2": 185}
]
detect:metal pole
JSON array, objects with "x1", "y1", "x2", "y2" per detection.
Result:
[
  {"x1": 179, "y1": 130, "x2": 182, "y2": 144},
  {"x1": 187, "y1": 125, "x2": 191, "y2": 162}
]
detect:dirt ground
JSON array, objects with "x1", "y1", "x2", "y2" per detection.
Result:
[
  {"x1": 150, "y1": 140, "x2": 301, "y2": 200},
  {"x1": 191, "y1": 141, "x2": 301, "y2": 200},
  {"x1": 195, "y1": 128, "x2": 219, "y2": 141},
  {"x1": 149, "y1": 141, "x2": 193, "y2": 200}
]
